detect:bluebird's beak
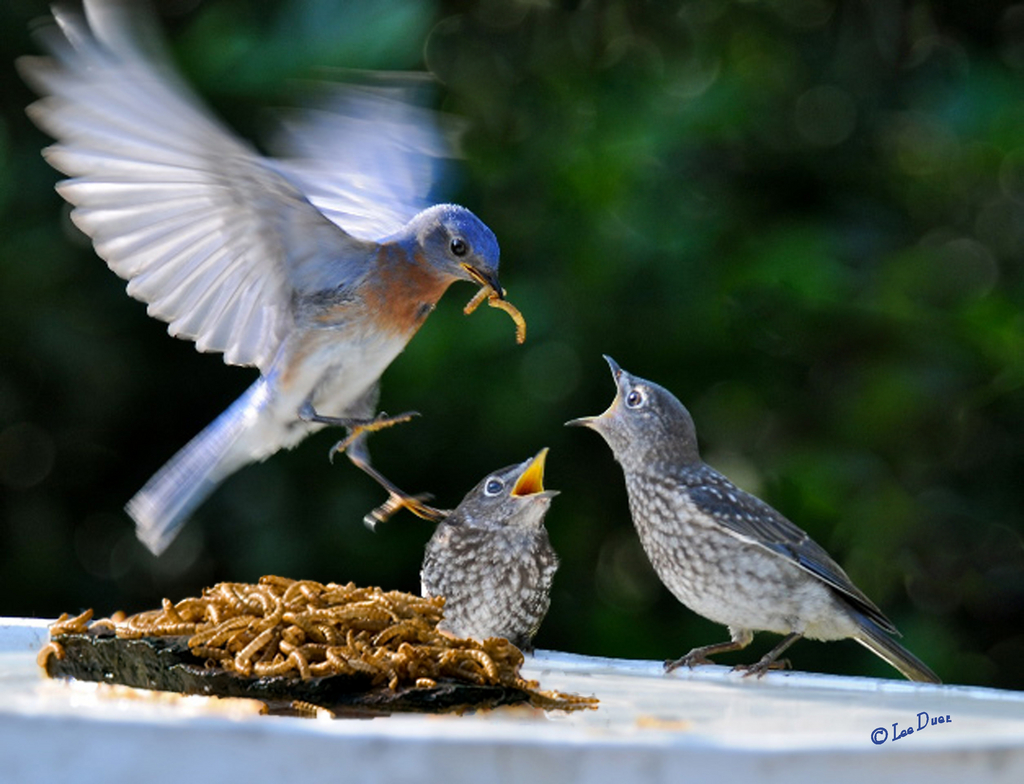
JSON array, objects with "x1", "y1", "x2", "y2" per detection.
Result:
[
  {"x1": 565, "y1": 355, "x2": 625, "y2": 431},
  {"x1": 511, "y1": 448, "x2": 558, "y2": 498},
  {"x1": 461, "y1": 263, "x2": 505, "y2": 300}
]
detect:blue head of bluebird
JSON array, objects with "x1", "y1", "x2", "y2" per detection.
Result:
[{"x1": 406, "y1": 203, "x2": 502, "y2": 294}]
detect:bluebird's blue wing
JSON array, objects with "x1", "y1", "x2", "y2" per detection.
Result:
[
  {"x1": 18, "y1": 0, "x2": 372, "y2": 373},
  {"x1": 267, "y1": 73, "x2": 456, "y2": 242},
  {"x1": 687, "y1": 477, "x2": 898, "y2": 634}
]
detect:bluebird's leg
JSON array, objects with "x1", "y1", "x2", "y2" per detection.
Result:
[
  {"x1": 298, "y1": 402, "x2": 420, "y2": 451},
  {"x1": 298, "y1": 402, "x2": 448, "y2": 527},
  {"x1": 344, "y1": 431, "x2": 449, "y2": 528},
  {"x1": 665, "y1": 628, "x2": 755, "y2": 672},
  {"x1": 733, "y1": 632, "x2": 802, "y2": 678}
]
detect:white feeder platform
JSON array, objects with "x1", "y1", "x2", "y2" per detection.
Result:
[{"x1": 1, "y1": 617, "x2": 1022, "y2": 783}]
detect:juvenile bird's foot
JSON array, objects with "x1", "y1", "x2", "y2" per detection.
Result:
[
  {"x1": 732, "y1": 632, "x2": 802, "y2": 678},
  {"x1": 733, "y1": 657, "x2": 791, "y2": 678},
  {"x1": 665, "y1": 652, "x2": 714, "y2": 671},
  {"x1": 665, "y1": 639, "x2": 749, "y2": 673}
]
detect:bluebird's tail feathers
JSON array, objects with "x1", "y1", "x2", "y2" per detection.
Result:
[
  {"x1": 851, "y1": 611, "x2": 941, "y2": 684},
  {"x1": 128, "y1": 381, "x2": 269, "y2": 556}
]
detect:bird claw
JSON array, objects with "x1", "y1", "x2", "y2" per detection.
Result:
[
  {"x1": 326, "y1": 410, "x2": 420, "y2": 459},
  {"x1": 363, "y1": 490, "x2": 447, "y2": 530},
  {"x1": 664, "y1": 653, "x2": 713, "y2": 673},
  {"x1": 732, "y1": 657, "x2": 791, "y2": 678},
  {"x1": 665, "y1": 638, "x2": 752, "y2": 673}
]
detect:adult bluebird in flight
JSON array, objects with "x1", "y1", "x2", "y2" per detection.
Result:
[
  {"x1": 419, "y1": 449, "x2": 559, "y2": 651},
  {"x1": 568, "y1": 357, "x2": 940, "y2": 683},
  {"x1": 19, "y1": 0, "x2": 523, "y2": 555}
]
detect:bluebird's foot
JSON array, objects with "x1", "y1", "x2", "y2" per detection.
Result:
[
  {"x1": 343, "y1": 430, "x2": 450, "y2": 529},
  {"x1": 298, "y1": 404, "x2": 420, "y2": 458},
  {"x1": 299, "y1": 403, "x2": 443, "y2": 526},
  {"x1": 328, "y1": 411, "x2": 419, "y2": 458},
  {"x1": 732, "y1": 632, "x2": 802, "y2": 679},
  {"x1": 364, "y1": 488, "x2": 448, "y2": 530}
]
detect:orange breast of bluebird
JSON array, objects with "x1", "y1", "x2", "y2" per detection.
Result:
[{"x1": 361, "y1": 244, "x2": 454, "y2": 338}]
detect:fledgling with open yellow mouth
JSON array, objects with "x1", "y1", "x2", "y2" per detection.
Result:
[{"x1": 418, "y1": 448, "x2": 560, "y2": 650}]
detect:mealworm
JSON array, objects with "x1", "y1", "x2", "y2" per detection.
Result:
[
  {"x1": 50, "y1": 608, "x2": 93, "y2": 636},
  {"x1": 36, "y1": 640, "x2": 65, "y2": 668}
]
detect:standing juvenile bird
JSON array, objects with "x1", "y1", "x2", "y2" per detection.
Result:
[
  {"x1": 568, "y1": 357, "x2": 940, "y2": 683},
  {"x1": 420, "y1": 449, "x2": 559, "y2": 651},
  {"x1": 18, "y1": 1, "x2": 524, "y2": 555}
]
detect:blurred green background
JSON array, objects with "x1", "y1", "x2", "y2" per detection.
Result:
[{"x1": 2, "y1": 0, "x2": 1023, "y2": 689}]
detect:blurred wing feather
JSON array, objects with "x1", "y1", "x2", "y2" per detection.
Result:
[
  {"x1": 18, "y1": 1, "x2": 368, "y2": 371},
  {"x1": 268, "y1": 75, "x2": 455, "y2": 240}
]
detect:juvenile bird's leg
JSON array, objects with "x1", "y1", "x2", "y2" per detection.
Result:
[
  {"x1": 665, "y1": 628, "x2": 754, "y2": 672},
  {"x1": 733, "y1": 632, "x2": 802, "y2": 678},
  {"x1": 299, "y1": 402, "x2": 448, "y2": 527}
]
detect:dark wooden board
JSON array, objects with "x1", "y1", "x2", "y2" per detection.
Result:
[{"x1": 45, "y1": 633, "x2": 534, "y2": 716}]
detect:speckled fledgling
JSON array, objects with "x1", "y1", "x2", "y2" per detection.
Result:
[
  {"x1": 421, "y1": 449, "x2": 559, "y2": 651},
  {"x1": 567, "y1": 357, "x2": 940, "y2": 683}
]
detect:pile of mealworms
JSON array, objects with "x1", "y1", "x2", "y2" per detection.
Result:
[{"x1": 43, "y1": 576, "x2": 595, "y2": 712}]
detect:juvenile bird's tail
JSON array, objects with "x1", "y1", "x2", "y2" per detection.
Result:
[
  {"x1": 128, "y1": 380, "x2": 270, "y2": 556},
  {"x1": 851, "y1": 610, "x2": 942, "y2": 684}
]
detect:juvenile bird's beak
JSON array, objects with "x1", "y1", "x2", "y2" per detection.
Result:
[
  {"x1": 565, "y1": 355, "x2": 624, "y2": 430},
  {"x1": 566, "y1": 404, "x2": 618, "y2": 432},
  {"x1": 565, "y1": 414, "x2": 598, "y2": 429},
  {"x1": 511, "y1": 448, "x2": 557, "y2": 497},
  {"x1": 602, "y1": 354, "x2": 623, "y2": 378}
]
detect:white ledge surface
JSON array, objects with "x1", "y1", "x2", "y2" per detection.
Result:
[{"x1": 1, "y1": 617, "x2": 1023, "y2": 783}]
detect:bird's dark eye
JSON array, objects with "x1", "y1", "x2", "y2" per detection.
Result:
[
  {"x1": 450, "y1": 237, "x2": 469, "y2": 257},
  {"x1": 484, "y1": 477, "x2": 504, "y2": 496},
  {"x1": 625, "y1": 388, "x2": 646, "y2": 409}
]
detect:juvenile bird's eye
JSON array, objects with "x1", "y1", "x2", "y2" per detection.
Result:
[
  {"x1": 484, "y1": 477, "x2": 504, "y2": 496},
  {"x1": 450, "y1": 237, "x2": 469, "y2": 257},
  {"x1": 625, "y1": 388, "x2": 646, "y2": 409}
]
